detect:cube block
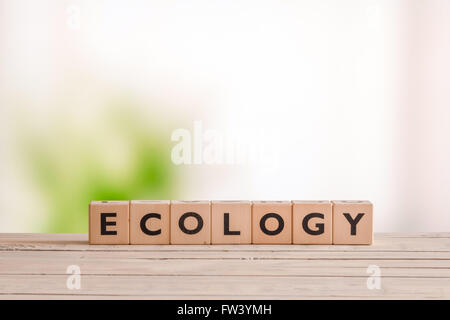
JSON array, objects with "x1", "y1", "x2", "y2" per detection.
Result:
[
  {"x1": 332, "y1": 200, "x2": 373, "y2": 245},
  {"x1": 211, "y1": 200, "x2": 252, "y2": 244},
  {"x1": 130, "y1": 200, "x2": 170, "y2": 244},
  {"x1": 252, "y1": 201, "x2": 292, "y2": 244},
  {"x1": 170, "y1": 201, "x2": 211, "y2": 244},
  {"x1": 292, "y1": 200, "x2": 332, "y2": 244},
  {"x1": 89, "y1": 201, "x2": 129, "y2": 244}
]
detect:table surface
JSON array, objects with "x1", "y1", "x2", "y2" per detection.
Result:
[{"x1": 0, "y1": 233, "x2": 449, "y2": 299}]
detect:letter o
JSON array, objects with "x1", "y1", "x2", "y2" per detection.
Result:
[
  {"x1": 179, "y1": 212, "x2": 203, "y2": 234},
  {"x1": 260, "y1": 213, "x2": 284, "y2": 235}
]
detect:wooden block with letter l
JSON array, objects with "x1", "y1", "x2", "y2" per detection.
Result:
[
  {"x1": 211, "y1": 200, "x2": 252, "y2": 244},
  {"x1": 170, "y1": 200, "x2": 211, "y2": 244},
  {"x1": 89, "y1": 201, "x2": 129, "y2": 244},
  {"x1": 252, "y1": 201, "x2": 292, "y2": 244},
  {"x1": 130, "y1": 200, "x2": 170, "y2": 244},
  {"x1": 292, "y1": 200, "x2": 332, "y2": 244},
  {"x1": 332, "y1": 200, "x2": 373, "y2": 245}
]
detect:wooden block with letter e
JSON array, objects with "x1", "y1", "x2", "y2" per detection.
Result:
[
  {"x1": 170, "y1": 201, "x2": 211, "y2": 244},
  {"x1": 89, "y1": 201, "x2": 129, "y2": 244},
  {"x1": 130, "y1": 200, "x2": 170, "y2": 244},
  {"x1": 211, "y1": 200, "x2": 252, "y2": 244},
  {"x1": 252, "y1": 201, "x2": 292, "y2": 244},
  {"x1": 332, "y1": 200, "x2": 373, "y2": 245},
  {"x1": 292, "y1": 200, "x2": 332, "y2": 244}
]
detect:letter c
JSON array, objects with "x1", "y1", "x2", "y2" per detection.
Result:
[{"x1": 140, "y1": 213, "x2": 162, "y2": 236}]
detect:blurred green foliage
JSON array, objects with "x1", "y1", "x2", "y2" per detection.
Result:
[{"x1": 18, "y1": 103, "x2": 177, "y2": 233}]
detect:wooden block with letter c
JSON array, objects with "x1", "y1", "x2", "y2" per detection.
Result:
[{"x1": 130, "y1": 200, "x2": 170, "y2": 244}]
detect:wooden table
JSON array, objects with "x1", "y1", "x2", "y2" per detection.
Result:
[{"x1": 0, "y1": 233, "x2": 449, "y2": 299}]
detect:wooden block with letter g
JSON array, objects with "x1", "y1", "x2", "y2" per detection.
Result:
[
  {"x1": 292, "y1": 200, "x2": 332, "y2": 244},
  {"x1": 211, "y1": 200, "x2": 252, "y2": 244},
  {"x1": 130, "y1": 200, "x2": 170, "y2": 244},
  {"x1": 170, "y1": 200, "x2": 211, "y2": 244},
  {"x1": 252, "y1": 201, "x2": 292, "y2": 244},
  {"x1": 332, "y1": 200, "x2": 373, "y2": 245},
  {"x1": 89, "y1": 201, "x2": 129, "y2": 244}
]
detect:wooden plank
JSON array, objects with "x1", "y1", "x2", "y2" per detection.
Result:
[
  {"x1": 0, "y1": 238, "x2": 450, "y2": 253},
  {"x1": 1, "y1": 233, "x2": 450, "y2": 252},
  {"x1": 1, "y1": 248, "x2": 450, "y2": 259},
  {"x1": 1, "y1": 254, "x2": 450, "y2": 277},
  {"x1": 0, "y1": 275, "x2": 449, "y2": 299}
]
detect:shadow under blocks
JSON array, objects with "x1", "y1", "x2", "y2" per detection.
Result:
[{"x1": 89, "y1": 200, "x2": 373, "y2": 245}]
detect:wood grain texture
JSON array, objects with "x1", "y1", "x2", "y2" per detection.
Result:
[{"x1": 0, "y1": 233, "x2": 449, "y2": 299}]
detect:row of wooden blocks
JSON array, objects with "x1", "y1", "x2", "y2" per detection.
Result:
[{"x1": 89, "y1": 200, "x2": 373, "y2": 245}]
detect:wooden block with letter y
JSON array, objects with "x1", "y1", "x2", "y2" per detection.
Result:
[
  {"x1": 332, "y1": 200, "x2": 373, "y2": 245},
  {"x1": 89, "y1": 201, "x2": 129, "y2": 244}
]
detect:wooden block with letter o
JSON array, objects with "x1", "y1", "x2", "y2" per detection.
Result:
[
  {"x1": 252, "y1": 201, "x2": 292, "y2": 244},
  {"x1": 170, "y1": 201, "x2": 211, "y2": 244},
  {"x1": 89, "y1": 201, "x2": 129, "y2": 244},
  {"x1": 292, "y1": 200, "x2": 332, "y2": 244},
  {"x1": 332, "y1": 200, "x2": 373, "y2": 245},
  {"x1": 211, "y1": 200, "x2": 252, "y2": 244},
  {"x1": 130, "y1": 200, "x2": 170, "y2": 244}
]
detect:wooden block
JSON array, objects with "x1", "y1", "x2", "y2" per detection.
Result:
[
  {"x1": 211, "y1": 200, "x2": 252, "y2": 244},
  {"x1": 170, "y1": 201, "x2": 211, "y2": 244},
  {"x1": 292, "y1": 200, "x2": 332, "y2": 244},
  {"x1": 252, "y1": 201, "x2": 292, "y2": 244},
  {"x1": 332, "y1": 200, "x2": 373, "y2": 245},
  {"x1": 129, "y1": 200, "x2": 170, "y2": 244},
  {"x1": 89, "y1": 201, "x2": 129, "y2": 244}
]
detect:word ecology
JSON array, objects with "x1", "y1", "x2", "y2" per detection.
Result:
[{"x1": 89, "y1": 200, "x2": 373, "y2": 245}]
